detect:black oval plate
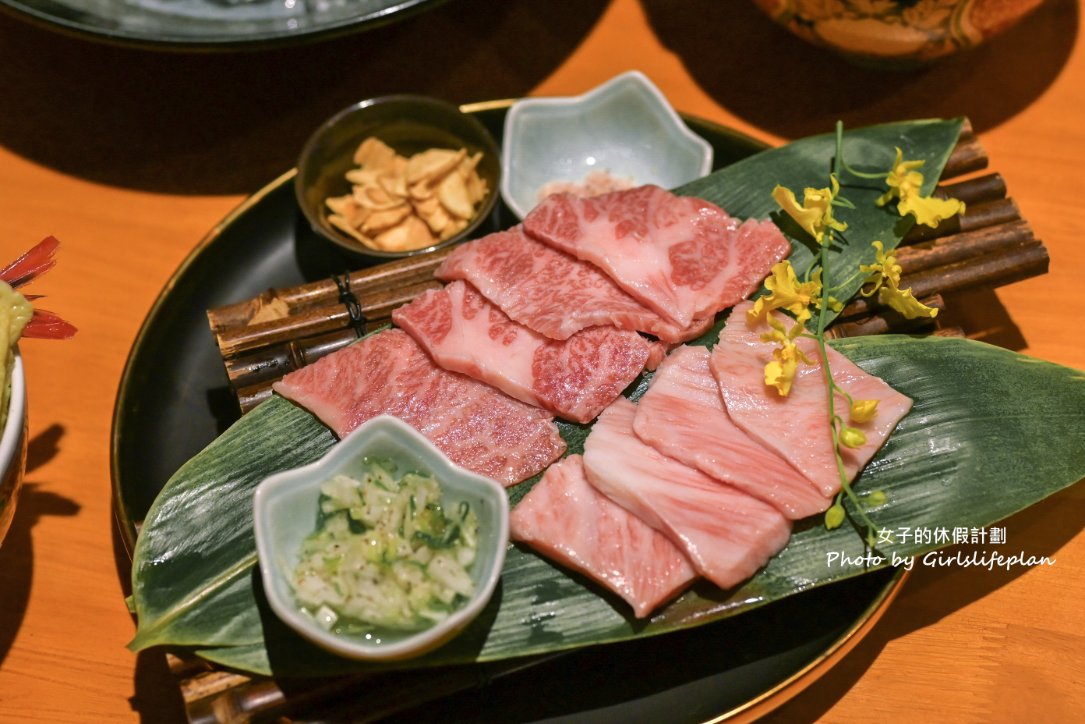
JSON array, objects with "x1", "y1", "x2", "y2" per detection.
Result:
[{"x1": 111, "y1": 103, "x2": 903, "y2": 722}]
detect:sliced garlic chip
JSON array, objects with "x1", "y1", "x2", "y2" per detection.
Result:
[
  {"x1": 375, "y1": 215, "x2": 435, "y2": 252},
  {"x1": 325, "y1": 136, "x2": 487, "y2": 252},
  {"x1": 353, "y1": 137, "x2": 397, "y2": 170},
  {"x1": 406, "y1": 148, "x2": 466, "y2": 186},
  {"x1": 437, "y1": 171, "x2": 473, "y2": 219}
]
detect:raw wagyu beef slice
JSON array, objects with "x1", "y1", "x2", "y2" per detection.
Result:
[
  {"x1": 393, "y1": 280, "x2": 649, "y2": 424},
  {"x1": 522, "y1": 184, "x2": 791, "y2": 327},
  {"x1": 710, "y1": 302, "x2": 913, "y2": 496},
  {"x1": 510, "y1": 455, "x2": 697, "y2": 618},
  {"x1": 583, "y1": 398, "x2": 791, "y2": 590},
  {"x1": 272, "y1": 328, "x2": 565, "y2": 486},
  {"x1": 634, "y1": 345, "x2": 832, "y2": 519},
  {"x1": 436, "y1": 225, "x2": 712, "y2": 342}
]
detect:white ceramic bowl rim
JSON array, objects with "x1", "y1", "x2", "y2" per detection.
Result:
[
  {"x1": 252, "y1": 415, "x2": 509, "y2": 661},
  {"x1": 504, "y1": 70, "x2": 706, "y2": 142},
  {"x1": 499, "y1": 69, "x2": 713, "y2": 219},
  {"x1": 0, "y1": 349, "x2": 26, "y2": 473}
]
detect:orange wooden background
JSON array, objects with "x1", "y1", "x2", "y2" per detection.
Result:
[{"x1": 0, "y1": 0, "x2": 1080, "y2": 720}]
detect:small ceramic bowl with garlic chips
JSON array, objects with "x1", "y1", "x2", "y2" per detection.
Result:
[{"x1": 296, "y1": 95, "x2": 501, "y2": 260}]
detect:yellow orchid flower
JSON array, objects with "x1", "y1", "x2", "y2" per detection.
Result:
[
  {"x1": 749, "y1": 262, "x2": 843, "y2": 326},
  {"x1": 772, "y1": 175, "x2": 848, "y2": 245},
  {"x1": 859, "y1": 240, "x2": 902, "y2": 293},
  {"x1": 876, "y1": 147, "x2": 925, "y2": 206},
  {"x1": 760, "y1": 315, "x2": 815, "y2": 397},
  {"x1": 878, "y1": 283, "x2": 939, "y2": 319},
  {"x1": 839, "y1": 426, "x2": 867, "y2": 449},
  {"x1": 850, "y1": 398, "x2": 880, "y2": 423},
  {"x1": 898, "y1": 193, "x2": 967, "y2": 228},
  {"x1": 749, "y1": 261, "x2": 820, "y2": 324},
  {"x1": 764, "y1": 353, "x2": 798, "y2": 397},
  {"x1": 860, "y1": 241, "x2": 938, "y2": 319},
  {"x1": 876, "y1": 147, "x2": 965, "y2": 228}
]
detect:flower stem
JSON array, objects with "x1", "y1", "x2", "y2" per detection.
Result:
[
  {"x1": 835, "y1": 120, "x2": 885, "y2": 180},
  {"x1": 819, "y1": 131, "x2": 882, "y2": 547},
  {"x1": 828, "y1": 269, "x2": 865, "y2": 292}
]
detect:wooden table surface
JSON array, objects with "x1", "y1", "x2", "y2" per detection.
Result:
[{"x1": 0, "y1": 0, "x2": 1081, "y2": 721}]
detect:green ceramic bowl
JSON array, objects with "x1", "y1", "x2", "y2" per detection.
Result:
[
  {"x1": 252, "y1": 415, "x2": 509, "y2": 661},
  {"x1": 295, "y1": 95, "x2": 501, "y2": 261}
]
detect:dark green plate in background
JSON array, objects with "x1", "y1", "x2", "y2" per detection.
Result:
[{"x1": 0, "y1": 0, "x2": 448, "y2": 49}]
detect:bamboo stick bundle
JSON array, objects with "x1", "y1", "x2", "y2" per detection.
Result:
[
  {"x1": 205, "y1": 171, "x2": 1000, "y2": 348},
  {"x1": 206, "y1": 248, "x2": 457, "y2": 334},
  {"x1": 213, "y1": 278, "x2": 440, "y2": 360}
]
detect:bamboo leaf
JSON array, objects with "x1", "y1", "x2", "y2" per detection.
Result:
[{"x1": 128, "y1": 398, "x2": 336, "y2": 650}]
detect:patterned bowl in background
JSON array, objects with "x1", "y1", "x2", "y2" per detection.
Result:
[{"x1": 751, "y1": 0, "x2": 1045, "y2": 67}]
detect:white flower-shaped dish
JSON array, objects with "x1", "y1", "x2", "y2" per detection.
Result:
[
  {"x1": 500, "y1": 70, "x2": 713, "y2": 219},
  {"x1": 253, "y1": 415, "x2": 509, "y2": 661}
]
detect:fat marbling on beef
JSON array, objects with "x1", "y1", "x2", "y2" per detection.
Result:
[
  {"x1": 436, "y1": 225, "x2": 712, "y2": 343},
  {"x1": 710, "y1": 302, "x2": 913, "y2": 496},
  {"x1": 522, "y1": 185, "x2": 790, "y2": 327},
  {"x1": 634, "y1": 345, "x2": 832, "y2": 519},
  {"x1": 583, "y1": 397, "x2": 791, "y2": 590},
  {"x1": 510, "y1": 455, "x2": 697, "y2": 618},
  {"x1": 393, "y1": 280, "x2": 649, "y2": 424},
  {"x1": 272, "y1": 328, "x2": 566, "y2": 486}
]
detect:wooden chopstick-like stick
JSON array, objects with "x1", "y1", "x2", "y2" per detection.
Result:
[
  {"x1": 237, "y1": 380, "x2": 276, "y2": 413},
  {"x1": 223, "y1": 327, "x2": 362, "y2": 388},
  {"x1": 206, "y1": 246, "x2": 455, "y2": 334},
  {"x1": 941, "y1": 134, "x2": 989, "y2": 178},
  {"x1": 904, "y1": 178, "x2": 1014, "y2": 243},
  {"x1": 896, "y1": 219, "x2": 1034, "y2": 273},
  {"x1": 827, "y1": 295, "x2": 946, "y2": 339},
  {"x1": 934, "y1": 172, "x2": 1006, "y2": 205}
]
